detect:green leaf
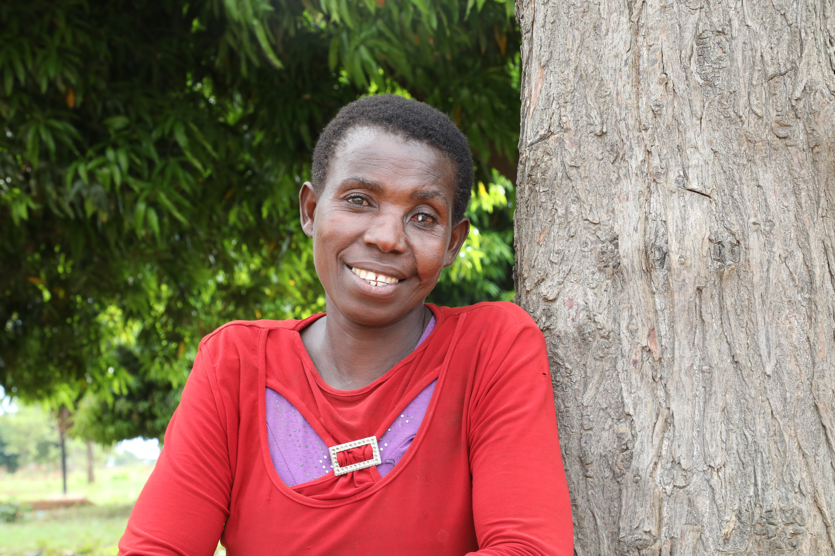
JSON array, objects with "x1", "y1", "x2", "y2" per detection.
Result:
[
  {"x1": 133, "y1": 201, "x2": 147, "y2": 233},
  {"x1": 104, "y1": 116, "x2": 129, "y2": 131},
  {"x1": 116, "y1": 149, "x2": 129, "y2": 173},
  {"x1": 77, "y1": 162, "x2": 89, "y2": 185},
  {"x1": 338, "y1": 0, "x2": 355, "y2": 29},
  {"x1": 224, "y1": 0, "x2": 240, "y2": 21},
  {"x1": 173, "y1": 122, "x2": 188, "y2": 150},
  {"x1": 37, "y1": 70, "x2": 48, "y2": 93},
  {"x1": 11, "y1": 48, "x2": 25, "y2": 84},
  {"x1": 84, "y1": 196, "x2": 95, "y2": 218},
  {"x1": 38, "y1": 125, "x2": 56, "y2": 157},
  {"x1": 3, "y1": 66, "x2": 13, "y2": 96},
  {"x1": 157, "y1": 191, "x2": 187, "y2": 224},
  {"x1": 96, "y1": 166, "x2": 111, "y2": 191},
  {"x1": 186, "y1": 122, "x2": 218, "y2": 159},
  {"x1": 25, "y1": 125, "x2": 40, "y2": 167},
  {"x1": 328, "y1": 37, "x2": 339, "y2": 71},
  {"x1": 251, "y1": 20, "x2": 285, "y2": 69},
  {"x1": 146, "y1": 206, "x2": 159, "y2": 239},
  {"x1": 183, "y1": 151, "x2": 205, "y2": 173},
  {"x1": 65, "y1": 162, "x2": 77, "y2": 190}
]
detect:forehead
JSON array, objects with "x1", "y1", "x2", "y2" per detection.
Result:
[{"x1": 324, "y1": 126, "x2": 456, "y2": 196}]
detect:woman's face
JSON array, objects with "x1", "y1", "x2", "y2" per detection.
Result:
[{"x1": 300, "y1": 126, "x2": 469, "y2": 327}]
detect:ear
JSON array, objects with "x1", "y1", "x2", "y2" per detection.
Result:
[
  {"x1": 299, "y1": 181, "x2": 319, "y2": 238},
  {"x1": 443, "y1": 217, "x2": 470, "y2": 267}
]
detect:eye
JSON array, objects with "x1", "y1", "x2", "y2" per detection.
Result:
[
  {"x1": 411, "y1": 213, "x2": 435, "y2": 224},
  {"x1": 346, "y1": 195, "x2": 370, "y2": 207}
]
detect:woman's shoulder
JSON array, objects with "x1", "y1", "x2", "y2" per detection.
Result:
[
  {"x1": 197, "y1": 318, "x2": 304, "y2": 359},
  {"x1": 435, "y1": 301, "x2": 538, "y2": 330},
  {"x1": 438, "y1": 302, "x2": 549, "y2": 391}
]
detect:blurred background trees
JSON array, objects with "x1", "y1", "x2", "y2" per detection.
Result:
[{"x1": 0, "y1": 0, "x2": 521, "y2": 444}]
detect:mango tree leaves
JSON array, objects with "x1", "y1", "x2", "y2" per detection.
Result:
[{"x1": 0, "y1": 0, "x2": 520, "y2": 442}]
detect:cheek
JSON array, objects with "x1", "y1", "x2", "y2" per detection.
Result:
[
  {"x1": 313, "y1": 210, "x2": 351, "y2": 256},
  {"x1": 311, "y1": 226, "x2": 346, "y2": 279},
  {"x1": 411, "y1": 237, "x2": 450, "y2": 279}
]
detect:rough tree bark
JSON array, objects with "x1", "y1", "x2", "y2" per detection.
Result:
[
  {"x1": 58, "y1": 406, "x2": 68, "y2": 495},
  {"x1": 514, "y1": 0, "x2": 835, "y2": 554},
  {"x1": 87, "y1": 440, "x2": 95, "y2": 484}
]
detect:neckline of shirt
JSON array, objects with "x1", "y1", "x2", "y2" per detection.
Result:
[
  {"x1": 290, "y1": 303, "x2": 444, "y2": 398},
  {"x1": 257, "y1": 307, "x2": 467, "y2": 508}
]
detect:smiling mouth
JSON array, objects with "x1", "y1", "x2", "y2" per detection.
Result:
[{"x1": 347, "y1": 265, "x2": 403, "y2": 287}]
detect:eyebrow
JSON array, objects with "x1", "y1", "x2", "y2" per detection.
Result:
[
  {"x1": 411, "y1": 189, "x2": 449, "y2": 207},
  {"x1": 337, "y1": 176, "x2": 383, "y2": 191}
]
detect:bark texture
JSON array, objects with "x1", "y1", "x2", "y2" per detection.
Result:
[
  {"x1": 514, "y1": 0, "x2": 835, "y2": 553},
  {"x1": 87, "y1": 440, "x2": 95, "y2": 484}
]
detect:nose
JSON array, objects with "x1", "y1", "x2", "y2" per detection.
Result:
[{"x1": 363, "y1": 212, "x2": 407, "y2": 254}]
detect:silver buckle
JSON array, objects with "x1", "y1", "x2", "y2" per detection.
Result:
[{"x1": 329, "y1": 436, "x2": 381, "y2": 477}]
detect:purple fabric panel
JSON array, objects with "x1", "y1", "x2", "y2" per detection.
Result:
[
  {"x1": 265, "y1": 382, "x2": 436, "y2": 485},
  {"x1": 265, "y1": 391, "x2": 333, "y2": 485},
  {"x1": 376, "y1": 381, "x2": 436, "y2": 477},
  {"x1": 266, "y1": 315, "x2": 436, "y2": 487},
  {"x1": 415, "y1": 314, "x2": 435, "y2": 348}
]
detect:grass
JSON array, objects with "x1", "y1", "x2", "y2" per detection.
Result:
[
  {"x1": 0, "y1": 464, "x2": 152, "y2": 555},
  {"x1": 0, "y1": 463, "x2": 154, "y2": 506},
  {"x1": 0, "y1": 464, "x2": 226, "y2": 556},
  {"x1": 0, "y1": 504, "x2": 133, "y2": 556}
]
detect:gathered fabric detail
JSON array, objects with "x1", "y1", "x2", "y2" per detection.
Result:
[
  {"x1": 335, "y1": 444, "x2": 373, "y2": 468},
  {"x1": 265, "y1": 380, "x2": 437, "y2": 494},
  {"x1": 263, "y1": 313, "x2": 439, "y2": 500}
]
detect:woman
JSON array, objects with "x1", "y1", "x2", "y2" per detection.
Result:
[{"x1": 119, "y1": 95, "x2": 573, "y2": 555}]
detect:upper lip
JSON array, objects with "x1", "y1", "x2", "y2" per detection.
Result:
[{"x1": 345, "y1": 262, "x2": 408, "y2": 281}]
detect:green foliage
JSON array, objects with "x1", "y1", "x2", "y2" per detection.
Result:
[
  {"x1": 0, "y1": 502, "x2": 30, "y2": 523},
  {"x1": 0, "y1": 0, "x2": 520, "y2": 442},
  {"x1": 0, "y1": 403, "x2": 62, "y2": 470},
  {"x1": 0, "y1": 503, "x2": 135, "y2": 554},
  {"x1": 70, "y1": 347, "x2": 181, "y2": 445},
  {"x1": 431, "y1": 170, "x2": 515, "y2": 306},
  {"x1": 1, "y1": 0, "x2": 346, "y2": 408},
  {"x1": 0, "y1": 458, "x2": 153, "y2": 505},
  {"x1": 0, "y1": 436, "x2": 20, "y2": 473}
]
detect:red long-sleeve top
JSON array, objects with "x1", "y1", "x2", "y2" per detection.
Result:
[{"x1": 119, "y1": 302, "x2": 574, "y2": 555}]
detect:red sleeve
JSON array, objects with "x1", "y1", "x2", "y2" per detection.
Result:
[
  {"x1": 119, "y1": 346, "x2": 231, "y2": 555},
  {"x1": 467, "y1": 316, "x2": 574, "y2": 556}
]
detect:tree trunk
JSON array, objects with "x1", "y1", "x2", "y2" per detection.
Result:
[
  {"x1": 87, "y1": 440, "x2": 95, "y2": 483},
  {"x1": 58, "y1": 407, "x2": 68, "y2": 495},
  {"x1": 514, "y1": 0, "x2": 835, "y2": 554}
]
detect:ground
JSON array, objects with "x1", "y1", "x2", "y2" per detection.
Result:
[{"x1": 0, "y1": 463, "x2": 226, "y2": 555}]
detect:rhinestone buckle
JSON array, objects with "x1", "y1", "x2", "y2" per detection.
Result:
[{"x1": 329, "y1": 436, "x2": 381, "y2": 477}]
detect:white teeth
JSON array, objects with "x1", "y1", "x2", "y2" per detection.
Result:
[{"x1": 350, "y1": 266, "x2": 399, "y2": 286}]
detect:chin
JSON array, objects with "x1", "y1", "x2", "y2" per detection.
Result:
[{"x1": 335, "y1": 297, "x2": 421, "y2": 328}]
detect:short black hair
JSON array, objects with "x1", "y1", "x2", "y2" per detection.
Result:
[{"x1": 311, "y1": 95, "x2": 473, "y2": 223}]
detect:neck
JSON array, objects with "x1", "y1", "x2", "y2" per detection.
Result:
[{"x1": 301, "y1": 302, "x2": 429, "y2": 390}]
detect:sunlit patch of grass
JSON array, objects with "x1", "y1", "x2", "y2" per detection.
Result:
[
  {"x1": 0, "y1": 464, "x2": 225, "y2": 555},
  {"x1": 0, "y1": 504, "x2": 130, "y2": 555},
  {"x1": 0, "y1": 464, "x2": 154, "y2": 506},
  {"x1": 0, "y1": 463, "x2": 151, "y2": 555}
]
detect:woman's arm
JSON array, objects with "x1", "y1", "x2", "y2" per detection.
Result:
[
  {"x1": 467, "y1": 319, "x2": 574, "y2": 556},
  {"x1": 119, "y1": 347, "x2": 232, "y2": 556}
]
